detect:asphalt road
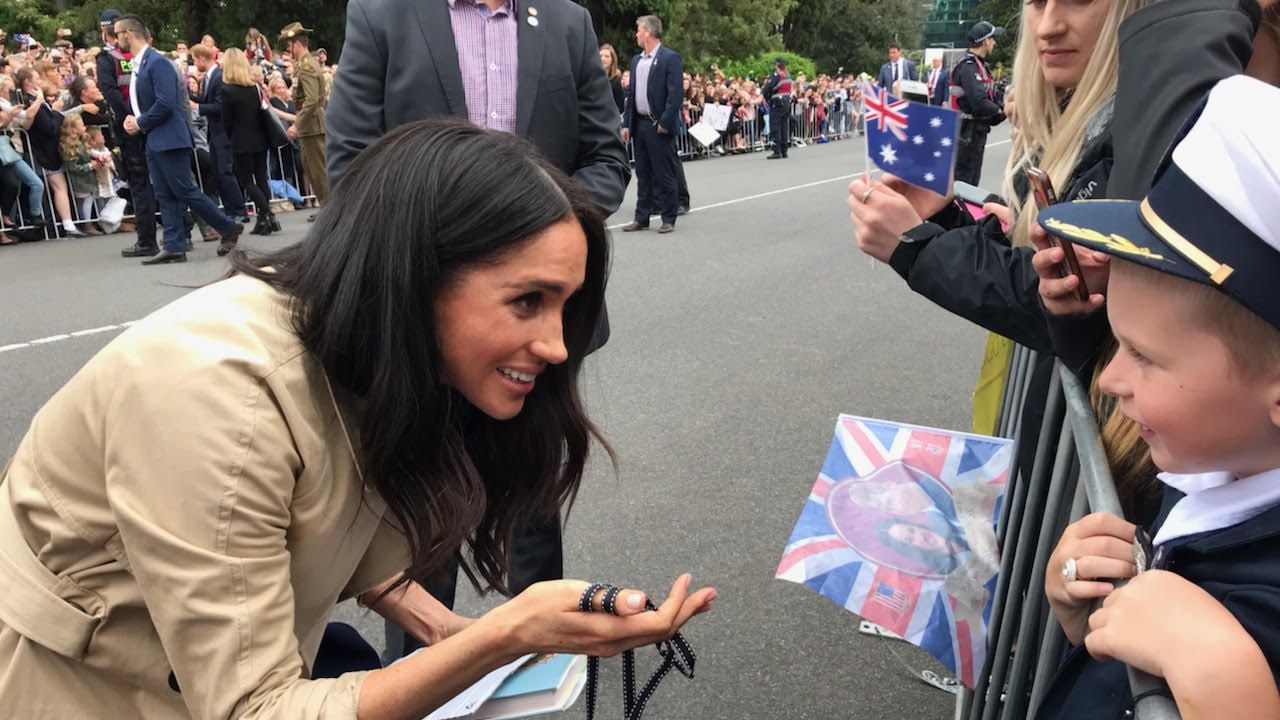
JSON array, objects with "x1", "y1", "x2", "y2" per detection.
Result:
[{"x1": 0, "y1": 126, "x2": 1013, "y2": 720}]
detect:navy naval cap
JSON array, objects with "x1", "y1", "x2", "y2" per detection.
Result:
[{"x1": 1037, "y1": 74, "x2": 1280, "y2": 331}]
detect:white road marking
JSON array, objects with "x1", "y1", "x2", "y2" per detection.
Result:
[{"x1": 5, "y1": 139, "x2": 1015, "y2": 355}]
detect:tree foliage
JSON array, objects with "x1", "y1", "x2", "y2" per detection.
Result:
[
  {"x1": 717, "y1": 51, "x2": 816, "y2": 83},
  {"x1": 782, "y1": 0, "x2": 927, "y2": 76},
  {"x1": 581, "y1": 0, "x2": 796, "y2": 73},
  {"x1": 1, "y1": 0, "x2": 349, "y2": 57},
  {"x1": 4, "y1": 0, "x2": 936, "y2": 78}
]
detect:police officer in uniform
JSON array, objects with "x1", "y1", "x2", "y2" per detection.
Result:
[
  {"x1": 949, "y1": 21, "x2": 1005, "y2": 186},
  {"x1": 762, "y1": 57, "x2": 793, "y2": 159},
  {"x1": 96, "y1": 8, "x2": 159, "y2": 258},
  {"x1": 279, "y1": 22, "x2": 328, "y2": 218}
]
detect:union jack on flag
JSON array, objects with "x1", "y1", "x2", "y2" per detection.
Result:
[
  {"x1": 859, "y1": 81, "x2": 960, "y2": 196},
  {"x1": 776, "y1": 415, "x2": 1013, "y2": 688}
]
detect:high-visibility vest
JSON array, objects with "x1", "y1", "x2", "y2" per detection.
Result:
[{"x1": 106, "y1": 45, "x2": 136, "y2": 106}]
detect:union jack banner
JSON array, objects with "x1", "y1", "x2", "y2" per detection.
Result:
[{"x1": 777, "y1": 415, "x2": 1013, "y2": 688}]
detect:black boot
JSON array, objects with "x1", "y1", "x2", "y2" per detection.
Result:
[
  {"x1": 250, "y1": 215, "x2": 271, "y2": 236},
  {"x1": 268, "y1": 213, "x2": 281, "y2": 233}
]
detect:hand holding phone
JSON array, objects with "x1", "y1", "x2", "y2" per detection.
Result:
[{"x1": 1027, "y1": 167, "x2": 1089, "y2": 302}]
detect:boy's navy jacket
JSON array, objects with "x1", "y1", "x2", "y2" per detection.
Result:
[{"x1": 1036, "y1": 488, "x2": 1280, "y2": 719}]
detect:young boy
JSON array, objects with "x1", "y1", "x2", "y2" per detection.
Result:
[{"x1": 1033, "y1": 74, "x2": 1280, "y2": 719}]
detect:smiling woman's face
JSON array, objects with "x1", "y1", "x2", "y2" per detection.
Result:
[{"x1": 433, "y1": 218, "x2": 587, "y2": 420}]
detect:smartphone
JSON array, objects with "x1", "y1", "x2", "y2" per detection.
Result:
[{"x1": 1027, "y1": 167, "x2": 1089, "y2": 301}]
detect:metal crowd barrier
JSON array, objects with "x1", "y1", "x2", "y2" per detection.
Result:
[
  {"x1": 623, "y1": 99, "x2": 862, "y2": 165},
  {"x1": 2, "y1": 127, "x2": 316, "y2": 238},
  {"x1": 957, "y1": 348, "x2": 1180, "y2": 720}
]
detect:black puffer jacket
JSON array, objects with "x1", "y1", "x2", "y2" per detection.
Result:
[{"x1": 887, "y1": 100, "x2": 1113, "y2": 356}]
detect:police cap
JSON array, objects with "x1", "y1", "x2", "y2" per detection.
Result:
[{"x1": 966, "y1": 21, "x2": 1003, "y2": 46}]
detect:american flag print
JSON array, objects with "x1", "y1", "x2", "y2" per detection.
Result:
[
  {"x1": 777, "y1": 415, "x2": 1013, "y2": 688},
  {"x1": 861, "y1": 81, "x2": 960, "y2": 196}
]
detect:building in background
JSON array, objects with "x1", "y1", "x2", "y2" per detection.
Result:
[{"x1": 923, "y1": 0, "x2": 981, "y2": 49}]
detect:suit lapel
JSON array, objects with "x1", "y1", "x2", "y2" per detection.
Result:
[
  {"x1": 411, "y1": 0, "x2": 468, "y2": 118},
  {"x1": 515, "y1": 0, "x2": 546, "y2": 136}
]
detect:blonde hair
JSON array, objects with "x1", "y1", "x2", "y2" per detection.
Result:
[
  {"x1": 220, "y1": 48, "x2": 253, "y2": 87},
  {"x1": 1001, "y1": 0, "x2": 1146, "y2": 247},
  {"x1": 1091, "y1": 339, "x2": 1160, "y2": 513},
  {"x1": 58, "y1": 113, "x2": 86, "y2": 163}
]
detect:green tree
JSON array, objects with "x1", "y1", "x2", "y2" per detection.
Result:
[
  {"x1": 781, "y1": 0, "x2": 926, "y2": 76},
  {"x1": 582, "y1": 0, "x2": 796, "y2": 74}
]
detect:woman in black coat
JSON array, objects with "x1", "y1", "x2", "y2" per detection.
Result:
[{"x1": 217, "y1": 49, "x2": 278, "y2": 245}]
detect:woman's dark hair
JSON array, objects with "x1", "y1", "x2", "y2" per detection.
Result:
[
  {"x1": 875, "y1": 518, "x2": 967, "y2": 576},
  {"x1": 230, "y1": 118, "x2": 612, "y2": 594}
]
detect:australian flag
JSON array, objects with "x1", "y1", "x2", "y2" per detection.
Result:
[
  {"x1": 861, "y1": 81, "x2": 959, "y2": 195},
  {"x1": 776, "y1": 415, "x2": 1013, "y2": 688}
]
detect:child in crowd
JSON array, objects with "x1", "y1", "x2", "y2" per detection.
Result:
[
  {"x1": 1033, "y1": 75, "x2": 1280, "y2": 719},
  {"x1": 59, "y1": 115, "x2": 120, "y2": 234},
  {"x1": 84, "y1": 126, "x2": 116, "y2": 199}
]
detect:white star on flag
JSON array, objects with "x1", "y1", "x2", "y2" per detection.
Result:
[
  {"x1": 940, "y1": 137, "x2": 952, "y2": 147},
  {"x1": 879, "y1": 144, "x2": 898, "y2": 165},
  {"x1": 924, "y1": 172, "x2": 935, "y2": 183},
  {"x1": 930, "y1": 117, "x2": 943, "y2": 128},
  {"x1": 933, "y1": 151, "x2": 942, "y2": 158},
  {"x1": 913, "y1": 135, "x2": 924, "y2": 145}
]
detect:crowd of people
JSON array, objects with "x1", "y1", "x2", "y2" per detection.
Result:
[
  {"x1": 0, "y1": 14, "x2": 334, "y2": 253},
  {"x1": 2, "y1": 0, "x2": 1280, "y2": 717}
]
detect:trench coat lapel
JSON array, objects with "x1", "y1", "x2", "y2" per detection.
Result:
[
  {"x1": 411, "y1": 0, "x2": 468, "y2": 118},
  {"x1": 515, "y1": 0, "x2": 546, "y2": 136}
]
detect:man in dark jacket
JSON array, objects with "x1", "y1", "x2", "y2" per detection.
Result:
[
  {"x1": 96, "y1": 8, "x2": 159, "y2": 258},
  {"x1": 620, "y1": 15, "x2": 683, "y2": 234},
  {"x1": 190, "y1": 43, "x2": 247, "y2": 223}
]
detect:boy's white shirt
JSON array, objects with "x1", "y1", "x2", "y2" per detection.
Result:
[{"x1": 1153, "y1": 467, "x2": 1280, "y2": 546}]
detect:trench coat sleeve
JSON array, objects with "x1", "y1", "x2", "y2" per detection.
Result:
[
  {"x1": 103, "y1": 354, "x2": 369, "y2": 720},
  {"x1": 1106, "y1": 0, "x2": 1259, "y2": 200},
  {"x1": 889, "y1": 216, "x2": 1053, "y2": 353}
]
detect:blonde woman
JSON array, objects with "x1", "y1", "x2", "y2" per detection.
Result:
[
  {"x1": 219, "y1": 48, "x2": 278, "y2": 246},
  {"x1": 846, "y1": 0, "x2": 1154, "y2": 524}
]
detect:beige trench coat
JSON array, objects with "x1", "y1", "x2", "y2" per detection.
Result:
[{"x1": 0, "y1": 275, "x2": 410, "y2": 719}]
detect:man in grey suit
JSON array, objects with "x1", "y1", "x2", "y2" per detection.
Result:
[
  {"x1": 325, "y1": 0, "x2": 629, "y2": 215},
  {"x1": 325, "y1": 0, "x2": 629, "y2": 661}
]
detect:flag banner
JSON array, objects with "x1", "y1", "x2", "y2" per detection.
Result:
[
  {"x1": 777, "y1": 415, "x2": 1013, "y2": 688},
  {"x1": 861, "y1": 81, "x2": 960, "y2": 196}
]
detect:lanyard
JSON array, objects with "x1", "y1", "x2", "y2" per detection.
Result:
[{"x1": 579, "y1": 583, "x2": 698, "y2": 720}]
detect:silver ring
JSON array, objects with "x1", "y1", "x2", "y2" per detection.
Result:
[
  {"x1": 861, "y1": 187, "x2": 876, "y2": 203},
  {"x1": 1062, "y1": 557, "x2": 1078, "y2": 583}
]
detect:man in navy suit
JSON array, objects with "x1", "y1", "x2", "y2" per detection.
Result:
[
  {"x1": 190, "y1": 43, "x2": 247, "y2": 222},
  {"x1": 926, "y1": 56, "x2": 950, "y2": 106},
  {"x1": 876, "y1": 43, "x2": 918, "y2": 92},
  {"x1": 116, "y1": 15, "x2": 242, "y2": 264},
  {"x1": 620, "y1": 15, "x2": 682, "y2": 234}
]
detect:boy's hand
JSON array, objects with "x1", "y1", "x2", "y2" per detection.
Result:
[
  {"x1": 1045, "y1": 512, "x2": 1136, "y2": 645},
  {"x1": 1085, "y1": 570, "x2": 1246, "y2": 679}
]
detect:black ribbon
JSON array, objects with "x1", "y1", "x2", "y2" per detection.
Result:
[{"x1": 578, "y1": 584, "x2": 697, "y2": 720}]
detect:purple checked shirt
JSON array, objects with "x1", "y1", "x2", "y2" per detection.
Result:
[{"x1": 448, "y1": 0, "x2": 520, "y2": 134}]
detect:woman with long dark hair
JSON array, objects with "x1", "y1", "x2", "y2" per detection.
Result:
[
  {"x1": 0, "y1": 118, "x2": 714, "y2": 719},
  {"x1": 220, "y1": 48, "x2": 279, "y2": 246}
]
